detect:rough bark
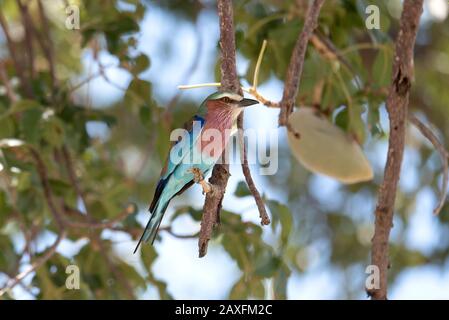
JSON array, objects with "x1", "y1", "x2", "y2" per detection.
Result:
[
  {"x1": 368, "y1": 0, "x2": 424, "y2": 300},
  {"x1": 199, "y1": 0, "x2": 240, "y2": 257},
  {"x1": 278, "y1": 0, "x2": 325, "y2": 129}
]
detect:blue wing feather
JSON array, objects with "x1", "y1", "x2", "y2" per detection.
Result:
[{"x1": 148, "y1": 115, "x2": 205, "y2": 213}]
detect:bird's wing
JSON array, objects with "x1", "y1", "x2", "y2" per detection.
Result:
[
  {"x1": 161, "y1": 114, "x2": 205, "y2": 179},
  {"x1": 149, "y1": 114, "x2": 205, "y2": 212}
]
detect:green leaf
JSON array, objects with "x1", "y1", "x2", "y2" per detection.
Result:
[
  {"x1": 48, "y1": 178, "x2": 73, "y2": 198},
  {"x1": 254, "y1": 250, "x2": 282, "y2": 278},
  {"x1": 125, "y1": 78, "x2": 152, "y2": 110},
  {"x1": 273, "y1": 264, "x2": 291, "y2": 300},
  {"x1": 222, "y1": 233, "x2": 250, "y2": 272},
  {"x1": 234, "y1": 181, "x2": 251, "y2": 198},
  {"x1": 20, "y1": 109, "x2": 42, "y2": 145},
  {"x1": 267, "y1": 200, "x2": 292, "y2": 248},
  {"x1": 139, "y1": 105, "x2": 152, "y2": 127},
  {"x1": 0, "y1": 117, "x2": 15, "y2": 138},
  {"x1": 123, "y1": 203, "x2": 140, "y2": 228},
  {"x1": 36, "y1": 266, "x2": 65, "y2": 299},
  {"x1": 170, "y1": 206, "x2": 203, "y2": 222},
  {"x1": 250, "y1": 280, "x2": 265, "y2": 299},
  {"x1": 348, "y1": 103, "x2": 366, "y2": 144},
  {"x1": 0, "y1": 235, "x2": 18, "y2": 275},
  {"x1": 141, "y1": 245, "x2": 173, "y2": 299},
  {"x1": 229, "y1": 276, "x2": 250, "y2": 299},
  {"x1": 131, "y1": 54, "x2": 151, "y2": 75},
  {"x1": 0, "y1": 100, "x2": 41, "y2": 120},
  {"x1": 334, "y1": 107, "x2": 349, "y2": 131},
  {"x1": 372, "y1": 49, "x2": 393, "y2": 87},
  {"x1": 0, "y1": 191, "x2": 12, "y2": 227},
  {"x1": 155, "y1": 122, "x2": 170, "y2": 163},
  {"x1": 141, "y1": 244, "x2": 158, "y2": 262},
  {"x1": 42, "y1": 117, "x2": 65, "y2": 147},
  {"x1": 17, "y1": 171, "x2": 32, "y2": 192},
  {"x1": 86, "y1": 200, "x2": 109, "y2": 220},
  {"x1": 367, "y1": 101, "x2": 384, "y2": 137},
  {"x1": 17, "y1": 188, "x2": 43, "y2": 216},
  {"x1": 288, "y1": 108, "x2": 373, "y2": 184}
]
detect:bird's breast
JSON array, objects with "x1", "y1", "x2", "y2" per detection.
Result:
[{"x1": 197, "y1": 114, "x2": 234, "y2": 160}]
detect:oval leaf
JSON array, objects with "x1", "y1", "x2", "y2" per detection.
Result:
[{"x1": 287, "y1": 107, "x2": 373, "y2": 184}]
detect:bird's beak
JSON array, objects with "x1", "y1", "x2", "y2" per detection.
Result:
[{"x1": 238, "y1": 98, "x2": 259, "y2": 107}]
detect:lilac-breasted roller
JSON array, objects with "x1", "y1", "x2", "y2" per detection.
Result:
[{"x1": 134, "y1": 91, "x2": 259, "y2": 252}]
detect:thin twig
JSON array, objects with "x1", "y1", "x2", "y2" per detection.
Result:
[
  {"x1": 248, "y1": 40, "x2": 279, "y2": 108},
  {"x1": 252, "y1": 39, "x2": 267, "y2": 89},
  {"x1": 60, "y1": 146, "x2": 135, "y2": 298},
  {"x1": 199, "y1": 0, "x2": 239, "y2": 257},
  {"x1": 186, "y1": 1, "x2": 326, "y2": 253},
  {"x1": 68, "y1": 63, "x2": 116, "y2": 93},
  {"x1": 17, "y1": 0, "x2": 36, "y2": 81},
  {"x1": 0, "y1": 230, "x2": 66, "y2": 297},
  {"x1": 0, "y1": 61, "x2": 18, "y2": 102},
  {"x1": 61, "y1": 146, "x2": 86, "y2": 204},
  {"x1": 62, "y1": 205, "x2": 134, "y2": 229},
  {"x1": 98, "y1": 61, "x2": 127, "y2": 91},
  {"x1": 237, "y1": 117, "x2": 270, "y2": 225},
  {"x1": 98, "y1": 245, "x2": 135, "y2": 299},
  {"x1": 278, "y1": 0, "x2": 325, "y2": 132},
  {"x1": 36, "y1": 0, "x2": 57, "y2": 91},
  {"x1": 178, "y1": 83, "x2": 222, "y2": 90},
  {"x1": 30, "y1": 148, "x2": 66, "y2": 230},
  {"x1": 162, "y1": 226, "x2": 200, "y2": 239},
  {"x1": 368, "y1": 0, "x2": 424, "y2": 300},
  {"x1": 409, "y1": 114, "x2": 449, "y2": 215},
  {"x1": 0, "y1": 8, "x2": 33, "y2": 97}
]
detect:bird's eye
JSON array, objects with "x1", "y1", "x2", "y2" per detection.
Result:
[{"x1": 222, "y1": 97, "x2": 231, "y2": 103}]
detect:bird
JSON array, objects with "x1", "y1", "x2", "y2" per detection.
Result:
[{"x1": 134, "y1": 91, "x2": 259, "y2": 253}]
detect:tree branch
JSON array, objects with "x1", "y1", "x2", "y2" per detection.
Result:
[
  {"x1": 239, "y1": 1, "x2": 325, "y2": 225},
  {"x1": 278, "y1": 0, "x2": 325, "y2": 134},
  {"x1": 216, "y1": 0, "x2": 241, "y2": 94},
  {"x1": 368, "y1": 0, "x2": 424, "y2": 300},
  {"x1": 0, "y1": 8, "x2": 33, "y2": 97},
  {"x1": 36, "y1": 0, "x2": 57, "y2": 91},
  {"x1": 199, "y1": 0, "x2": 239, "y2": 257},
  {"x1": 62, "y1": 205, "x2": 134, "y2": 229},
  {"x1": 17, "y1": 0, "x2": 37, "y2": 81},
  {"x1": 409, "y1": 114, "x2": 449, "y2": 215},
  {"x1": 0, "y1": 60, "x2": 18, "y2": 102},
  {"x1": 198, "y1": 0, "x2": 326, "y2": 256},
  {"x1": 0, "y1": 230, "x2": 66, "y2": 297},
  {"x1": 30, "y1": 148, "x2": 66, "y2": 230},
  {"x1": 59, "y1": 146, "x2": 135, "y2": 298},
  {"x1": 99, "y1": 245, "x2": 135, "y2": 299},
  {"x1": 237, "y1": 115, "x2": 270, "y2": 225}
]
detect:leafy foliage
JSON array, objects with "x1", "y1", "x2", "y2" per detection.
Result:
[{"x1": 0, "y1": 0, "x2": 448, "y2": 300}]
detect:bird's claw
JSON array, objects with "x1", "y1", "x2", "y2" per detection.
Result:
[
  {"x1": 199, "y1": 180, "x2": 211, "y2": 195},
  {"x1": 189, "y1": 167, "x2": 211, "y2": 194},
  {"x1": 190, "y1": 167, "x2": 203, "y2": 183}
]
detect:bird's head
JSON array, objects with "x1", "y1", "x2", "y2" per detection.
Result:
[{"x1": 201, "y1": 91, "x2": 259, "y2": 118}]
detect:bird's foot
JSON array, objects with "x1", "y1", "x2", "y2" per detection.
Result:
[
  {"x1": 199, "y1": 180, "x2": 212, "y2": 195},
  {"x1": 189, "y1": 167, "x2": 212, "y2": 195}
]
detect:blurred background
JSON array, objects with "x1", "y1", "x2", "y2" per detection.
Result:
[{"x1": 0, "y1": 0, "x2": 449, "y2": 299}]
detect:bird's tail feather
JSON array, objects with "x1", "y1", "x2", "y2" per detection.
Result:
[{"x1": 133, "y1": 201, "x2": 169, "y2": 254}]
